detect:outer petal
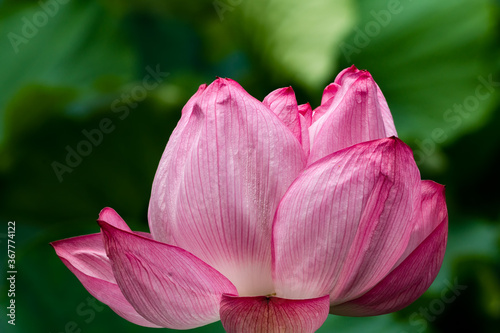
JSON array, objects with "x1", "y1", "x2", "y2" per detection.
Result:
[
  {"x1": 308, "y1": 66, "x2": 397, "y2": 164},
  {"x1": 331, "y1": 221, "x2": 447, "y2": 316},
  {"x1": 99, "y1": 221, "x2": 238, "y2": 329},
  {"x1": 273, "y1": 138, "x2": 420, "y2": 304},
  {"x1": 52, "y1": 227, "x2": 158, "y2": 328},
  {"x1": 329, "y1": 181, "x2": 447, "y2": 316},
  {"x1": 220, "y1": 294, "x2": 330, "y2": 333},
  {"x1": 149, "y1": 78, "x2": 307, "y2": 296},
  {"x1": 263, "y1": 86, "x2": 302, "y2": 143}
]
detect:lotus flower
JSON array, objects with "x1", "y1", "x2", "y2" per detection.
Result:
[{"x1": 52, "y1": 66, "x2": 448, "y2": 332}]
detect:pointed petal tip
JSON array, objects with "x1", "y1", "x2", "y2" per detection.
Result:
[
  {"x1": 49, "y1": 240, "x2": 63, "y2": 250},
  {"x1": 334, "y1": 65, "x2": 361, "y2": 81},
  {"x1": 341, "y1": 64, "x2": 360, "y2": 74},
  {"x1": 98, "y1": 207, "x2": 115, "y2": 219},
  {"x1": 347, "y1": 65, "x2": 373, "y2": 77},
  {"x1": 379, "y1": 137, "x2": 418, "y2": 168},
  {"x1": 381, "y1": 136, "x2": 412, "y2": 151},
  {"x1": 358, "y1": 70, "x2": 374, "y2": 80},
  {"x1": 49, "y1": 240, "x2": 59, "y2": 251},
  {"x1": 334, "y1": 65, "x2": 374, "y2": 86},
  {"x1": 265, "y1": 86, "x2": 296, "y2": 99},
  {"x1": 97, "y1": 208, "x2": 131, "y2": 232},
  {"x1": 323, "y1": 82, "x2": 339, "y2": 91},
  {"x1": 204, "y1": 77, "x2": 247, "y2": 98},
  {"x1": 320, "y1": 83, "x2": 341, "y2": 105},
  {"x1": 420, "y1": 180, "x2": 446, "y2": 197},
  {"x1": 212, "y1": 76, "x2": 239, "y2": 86}
]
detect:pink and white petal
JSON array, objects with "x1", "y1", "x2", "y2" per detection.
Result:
[
  {"x1": 51, "y1": 234, "x2": 159, "y2": 327},
  {"x1": 263, "y1": 87, "x2": 302, "y2": 143},
  {"x1": 273, "y1": 138, "x2": 421, "y2": 304},
  {"x1": 147, "y1": 83, "x2": 208, "y2": 244},
  {"x1": 99, "y1": 221, "x2": 238, "y2": 329},
  {"x1": 331, "y1": 218, "x2": 447, "y2": 316},
  {"x1": 149, "y1": 78, "x2": 307, "y2": 296},
  {"x1": 98, "y1": 207, "x2": 131, "y2": 232},
  {"x1": 220, "y1": 294, "x2": 330, "y2": 333},
  {"x1": 308, "y1": 67, "x2": 397, "y2": 164}
]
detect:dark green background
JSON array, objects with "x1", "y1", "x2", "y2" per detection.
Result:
[{"x1": 1, "y1": 0, "x2": 499, "y2": 332}]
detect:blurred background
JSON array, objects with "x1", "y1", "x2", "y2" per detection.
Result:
[{"x1": 1, "y1": 0, "x2": 499, "y2": 332}]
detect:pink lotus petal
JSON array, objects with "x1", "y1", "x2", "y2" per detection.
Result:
[
  {"x1": 308, "y1": 66, "x2": 397, "y2": 164},
  {"x1": 333, "y1": 65, "x2": 362, "y2": 85},
  {"x1": 147, "y1": 83, "x2": 207, "y2": 244},
  {"x1": 311, "y1": 68, "x2": 353, "y2": 124},
  {"x1": 97, "y1": 207, "x2": 131, "y2": 231},
  {"x1": 182, "y1": 83, "x2": 208, "y2": 115},
  {"x1": 51, "y1": 233, "x2": 159, "y2": 327},
  {"x1": 273, "y1": 137, "x2": 420, "y2": 304},
  {"x1": 321, "y1": 82, "x2": 341, "y2": 105},
  {"x1": 220, "y1": 294, "x2": 330, "y2": 333},
  {"x1": 298, "y1": 103, "x2": 313, "y2": 157},
  {"x1": 99, "y1": 221, "x2": 238, "y2": 329},
  {"x1": 148, "y1": 78, "x2": 307, "y2": 296},
  {"x1": 263, "y1": 86, "x2": 302, "y2": 143},
  {"x1": 331, "y1": 217, "x2": 447, "y2": 316},
  {"x1": 312, "y1": 83, "x2": 341, "y2": 122}
]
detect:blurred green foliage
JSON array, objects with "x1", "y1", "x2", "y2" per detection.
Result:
[{"x1": 1, "y1": 0, "x2": 499, "y2": 332}]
